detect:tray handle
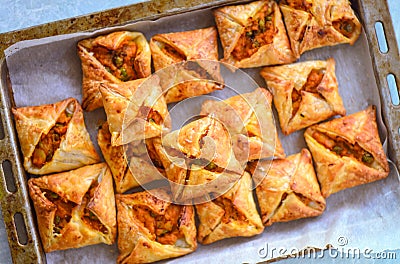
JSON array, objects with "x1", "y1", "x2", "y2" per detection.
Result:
[
  {"x1": 358, "y1": 0, "x2": 400, "y2": 170},
  {"x1": 0, "y1": 60, "x2": 46, "y2": 263}
]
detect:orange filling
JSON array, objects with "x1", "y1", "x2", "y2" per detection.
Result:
[
  {"x1": 81, "y1": 182, "x2": 109, "y2": 234},
  {"x1": 232, "y1": 4, "x2": 275, "y2": 61},
  {"x1": 161, "y1": 43, "x2": 186, "y2": 63},
  {"x1": 92, "y1": 39, "x2": 139, "y2": 81},
  {"x1": 32, "y1": 101, "x2": 75, "y2": 168},
  {"x1": 312, "y1": 131, "x2": 375, "y2": 165},
  {"x1": 214, "y1": 197, "x2": 246, "y2": 223},
  {"x1": 132, "y1": 205, "x2": 184, "y2": 245},
  {"x1": 291, "y1": 69, "x2": 324, "y2": 117},
  {"x1": 333, "y1": 19, "x2": 356, "y2": 38},
  {"x1": 44, "y1": 190, "x2": 75, "y2": 235},
  {"x1": 137, "y1": 106, "x2": 163, "y2": 125}
]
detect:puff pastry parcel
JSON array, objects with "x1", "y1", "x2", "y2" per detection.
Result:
[
  {"x1": 196, "y1": 172, "x2": 264, "y2": 244},
  {"x1": 116, "y1": 189, "x2": 197, "y2": 263},
  {"x1": 261, "y1": 58, "x2": 346, "y2": 135},
  {"x1": 251, "y1": 149, "x2": 325, "y2": 226},
  {"x1": 160, "y1": 116, "x2": 244, "y2": 202},
  {"x1": 77, "y1": 31, "x2": 151, "y2": 111},
  {"x1": 28, "y1": 163, "x2": 116, "y2": 252},
  {"x1": 12, "y1": 98, "x2": 100, "y2": 175},
  {"x1": 214, "y1": 0, "x2": 295, "y2": 68},
  {"x1": 100, "y1": 77, "x2": 171, "y2": 146},
  {"x1": 278, "y1": 0, "x2": 362, "y2": 58},
  {"x1": 150, "y1": 27, "x2": 223, "y2": 103},
  {"x1": 304, "y1": 106, "x2": 390, "y2": 197},
  {"x1": 97, "y1": 122, "x2": 165, "y2": 193},
  {"x1": 200, "y1": 88, "x2": 285, "y2": 163}
]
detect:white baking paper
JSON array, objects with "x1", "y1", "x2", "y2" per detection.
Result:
[{"x1": 4, "y1": 6, "x2": 400, "y2": 264}]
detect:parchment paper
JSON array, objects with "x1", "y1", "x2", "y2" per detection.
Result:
[{"x1": 5, "y1": 6, "x2": 400, "y2": 264}]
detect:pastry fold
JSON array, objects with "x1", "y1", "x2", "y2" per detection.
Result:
[
  {"x1": 278, "y1": 0, "x2": 362, "y2": 58},
  {"x1": 28, "y1": 163, "x2": 116, "y2": 252},
  {"x1": 97, "y1": 122, "x2": 165, "y2": 193},
  {"x1": 150, "y1": 27, "x2": 223, "y2": 103},
  {"x1": 213, "y1": 0, "x2": 295, "y2": 68},
  {"x1": 251, "y1": 149, "x2": 326, "y2": 226},
  {"x1": 159, "y1": 116, "x2": 244, "y2": 202},
  {"x1": 12, "y1": 98, "x2": 100, "y2": 175},
  {"x1": 200, "y1": 88, "x2": 285, "y2": 162},
  {"x1": 77, "y1": 31, "x2": 151, "y2": 111},
  {"x1": 116, "y1": 189, "x2": 197, "y2": 264},
  {"x1": 261, "y1": 58, "x2": 345, "y2": 135},
  {"x1": 196, "y1": 172, "x2": 264, "y2": 244},
  {"x1": 304, "y1": 106, "x2": 390, "y2": 197},
  {"x1": 100, "y1": 76, "x2": 171, "y2": 146}
]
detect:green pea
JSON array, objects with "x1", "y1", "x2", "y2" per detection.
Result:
[
  {"x1": 332, "y1": 146, "x2": 343, "y2": 154},
  {"x1": 113, "y1": 54, "x2": 124, "y2": 67},
  {"x1": 206, "y1": 162, "x2": 217, "y2": 170},
  {"x1": 362, "y1": 153, "x2": 374, "y2": 164}
]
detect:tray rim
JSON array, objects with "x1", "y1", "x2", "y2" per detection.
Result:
[{"x1": 0, "y1": 0, "x2": 399, "y2": 263}]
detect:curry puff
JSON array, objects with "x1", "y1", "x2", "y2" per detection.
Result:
[
  {"x1": 278, "y1": 0, "x2": 362, "y2": 58},
  {"x1": 116, "y1": 189, "x2": 197, "y2": 264},
  {"x1": 77, "y1": 31, "x2": 151, "y2": 111},
  {"x1": 213, "y1": 0, "x2": 295, "y2": 68},
  {"x1": 261, "y1": 58, "x2": 345, "y2": 135},
  {"x1": 97, "y1": 122, "x2": 165, "y2": 193},
  {"x1": 251, "y1": 149, "x2": 326, "y2": 226},
  {"x1": 99, "y1": 76, "x2": 171, "y2": 146},
  {"x1": 200, "y1": 88, "x2": 285, "y2": 163},
  {"x1": 304, "y1": 106, "x2": 390, "y2": 198},
  {"x1": 28, "y1": 163, "x2": 116, "y2": 252},
  {"x1": 150, "y1": 27, "x2": 223, "y2": 103},
  {"x1": 196, "y1": 171, "x2": 264, "y2": 244},
  {"x1": 160, "y1": 116, "x2": 244, "y2": 202},
  {"x1": 12, "y1": 98, "x2": 100, "y2": 175}
]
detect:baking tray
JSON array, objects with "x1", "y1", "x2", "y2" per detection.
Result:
[{"x1": 0, "y1": 0, "x2": 399, "y2": 263}]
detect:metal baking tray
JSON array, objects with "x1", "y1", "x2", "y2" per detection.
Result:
[{"x1": 0, "y1": 0, "x2": 399, "y2": 263}]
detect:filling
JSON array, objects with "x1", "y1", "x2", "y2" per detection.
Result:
[
  {"x1": 333, "y1": 19, "x2": 356, "y2": 38},
  {"x1": 92, "y1": 39, "x2": 139, "y2": 81},
  {"x1": 291, "y1": 69, "x2": 325, "y2": 117},
  {"x1": 280, "y1": 0, "x2": 312, "y2": 11},
  {"x1": 131, "y1": 205, "x2": 185, "y2": 245},
  {"x1": 32, "y1": 101, "x2": 75, "y2": 168},
  {"x1": 138, "y1": 106, "x2": 163, "y2": 125},
  {"x1": 312, "y1": 131, "x2": 375, "y2": 165},
  {"x1": 81, "y1": 182, "x2": 109, "y2": 234},
  {"x1": 214, "y1": 197, "x2": 246, "y2": 223},
  {"x1": 160, "y1": 42, "x2": 186, "y2": 63},
  {"x1": 44, "y1": 190, "x2": 75, "y2": 235},
  {"x1": 232, "y1": 4, "x2": 276, "y2": 61}
]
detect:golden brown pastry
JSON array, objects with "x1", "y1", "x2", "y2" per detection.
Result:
[
  {"x1": 116, "y1": 189, "x2": 197, "y2": 264},
  {"x1": 97, "y1": 122, "x2": 165, "y2": 193},
  {"x1": 28, "y1": 163, "x2": 116, "y2": 252},
  {"x1": 150, "y1": 27, "x2": 223, "y2": 103},
  {"x1": 196, "y1": 171, "x2": 264, "y2": 244},
  {"x1": 77, "y1": 31, "x2": 151, "y2": 111},
  {"x1": 304, "y1": 106, "x2": 390, "y2": 197},
  {"x1": 12, "y1": 98, "x2": 100, "y2": 175},
  {"x1": 213, "y1": 0, "x2": 295, "y2": 68},
  {"x1": 99, "y1": 76, "x2": 171, "y2": 146},
  {"x1": 159, "y1": 116, "x2": 244, "y2": 202},
  {"x1": 200, "y1": 88, "x2": 285, "y2": 162},
  {"x1": 278, "y1": 0, "x2": 362, "y2": 58},
  {"x1": 261, "y1": 58, "x2": 346, "y2": 135},
  {"x1": 251, "y1": 149, "x2": 325, "y2": 226}
]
